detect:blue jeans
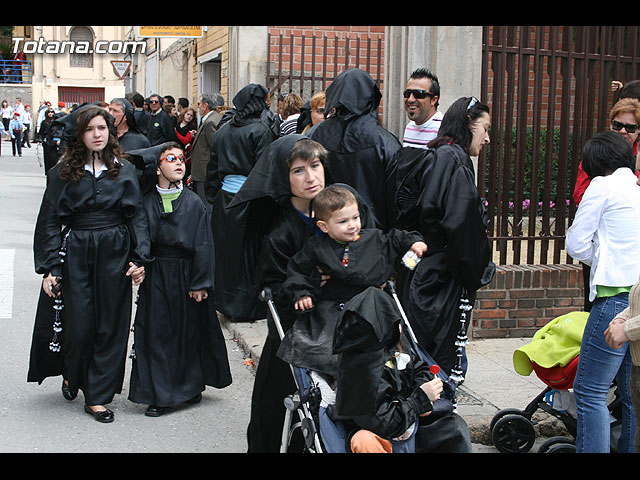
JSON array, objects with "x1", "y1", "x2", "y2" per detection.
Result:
[{"x1": 573, "y1": 293, "x2": 636, "y2": 453}]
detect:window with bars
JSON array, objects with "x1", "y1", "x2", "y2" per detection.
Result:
[{"x1": 69, "y1": 26, "x2": 93, "y2": 68}]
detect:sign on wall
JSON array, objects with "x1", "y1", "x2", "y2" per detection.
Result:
[{"x1": 137, "y1": 26, "x2": 204, "y2": 38}]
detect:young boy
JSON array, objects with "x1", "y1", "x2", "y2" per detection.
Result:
[
  {"x1": 278, "y1": 185, "x2": 428, "y2": 376},
  {"x1": 128, "y1": 141, "x2": 232, "y2": 417},
  {"x1": 332, "y1": 286, "x2": 446, "y2": 453}
]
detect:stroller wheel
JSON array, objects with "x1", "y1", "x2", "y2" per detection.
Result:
[
  {"x1": 491, "y1": 414, "x2": 536, "y2": 454},
  {"x1": 490, "y1": 408, "x2": 528, "y2": 432},
  {"x1": 537, "y1": 436, "x2": 575, "y2": 454}
]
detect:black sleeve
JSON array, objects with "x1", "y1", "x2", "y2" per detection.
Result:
[
  {"x1": 188, "y1": 200, "x2": 215, "y2": 291},
  {"x1": 351, "y1": 359, "x2": 434, "y2": 440},
  {"x1": 33, "y1": 186, "x2": 63, "y2": 277},
  {"x1": 282, "y1": 240, "x2": 322, "y2": 305}
]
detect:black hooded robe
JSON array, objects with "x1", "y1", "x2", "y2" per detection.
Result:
[
  {"x1": 332, "y1": 287, "x2": 473, "y2": 453},
  {"x1": 128, "y1": 186, "x2": 232, "y2": 407},
  {"x1": 27, "y1": 159, "x2": 152, "y2": 406},
  {"x1": 114, "y1": 98, "x2": 152, "y2": 152},
  {"x1": 204, "y1": 84, "x2": 278, "y2": 321},
  {"x1": 227, "y1": 134, "x2": 375, "y2": 452},
  {"x1": 308, "y1": 68, "x2": 401, "y2": 231},
  {"x1": 394, "y1": 144, "x2": 495, "y2": 376}
]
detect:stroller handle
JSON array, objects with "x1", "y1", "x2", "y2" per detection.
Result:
[
  {"x1": 259, "y1": 287, "x2": 273, "y2": 302},
  {"x1": 384, "y1": 280, "x2": 397, "y2": 296}
]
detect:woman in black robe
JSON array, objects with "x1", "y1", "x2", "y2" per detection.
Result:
[
  {"x1": 308, "y1": 68, "x2": 401, "y2": 231},
  {"x1": 228, "y1": 134, "x2": 375, "y2": 452},
  {"x1": 36, "y1": 107, "x2": 61, "y2": 175},
  {"x1": 28, "y1": 105, "x2": 152, "y2": 423},
  {"x1": 204, "y1": 84, "x2": 278, "y2": 322},
  {"x1": 393, "y1": 97, "x2": 496, "y2": 380},
  {"x1": 127, "y1": 143, "x2": 232, "y2": 417}
]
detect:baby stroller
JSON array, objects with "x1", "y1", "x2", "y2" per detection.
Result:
[
  {"x1": 490, "y1": 311, "x2": 623, "y2": 454},
  {"x1": 260, "y1": 281, "x2": 462, "y2": 454}
]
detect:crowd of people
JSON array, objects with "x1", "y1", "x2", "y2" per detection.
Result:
[{"x1": 24, "y1": 66, "x2": 500, "y2": 454}]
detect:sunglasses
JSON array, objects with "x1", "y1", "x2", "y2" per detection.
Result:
[
  {"x1": 467, "y1": 96, "x2": 479, "y2": 112},
  {"x1": 403, "y1": 89, "x2": 434, "y2": 99},
  {"x1": 612, "y1": 120, "x2": 639, "y2": 133},
  {"x1": 160, "y1": 154, "x2": 186, "y2": 163}
]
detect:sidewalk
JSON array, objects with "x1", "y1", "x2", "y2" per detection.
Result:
[{"x1": 220, "y1": 316, "x2": 570, "y2": 451}]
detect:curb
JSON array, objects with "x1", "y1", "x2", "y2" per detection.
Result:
[{"x1": 219, "y1": 316, "x2": 571, "y2": 448}]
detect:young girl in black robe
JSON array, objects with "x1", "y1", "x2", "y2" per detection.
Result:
[
  {"x1": 28, "y1": 105, "x2": 151, "y2": 423},
  {"x1": 127, "y1": 142, "x2": 232, "y2": 417},
  {"x1": 279, "y1": 185, "x2": 427, "y2": 377}
]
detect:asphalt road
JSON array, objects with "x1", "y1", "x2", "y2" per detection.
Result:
[{"x1": 0, "y1": 142, "x2": 256, "y2": 453}]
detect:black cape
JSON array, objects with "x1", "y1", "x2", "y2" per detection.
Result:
[
  {"x1": 333, "y1": 287, "x2": 472, "y2": 453},
  {"x1": 118, "y1": 129, "x2": 151, "y2": 152},
  {"x1": 278, "y1": 228, "x2": 423, "y2": 376},
  {"x1": 228, "y1": 134, "x2": 373, "y2": 452},
  {"x1": 28, "y1": 159, "x2": 152, "y2": 405},
  {"x1": 393, "y1": 144, "x2": 496, "y2": 375},
  {"x1": 129, "y1": 186, "x2": 232, "y2": 407},
  {"x1": 204, "y1": 85, "x2": 279, "y2": 320},
  {"x1": 308, "y1": 68, "x2": 401, "y2": 230}
]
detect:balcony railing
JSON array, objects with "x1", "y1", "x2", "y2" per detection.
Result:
[{"x1": 0, "y1": 59, "x2": 32, "y2": 84}]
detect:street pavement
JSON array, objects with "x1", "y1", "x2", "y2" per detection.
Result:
[{"x1": 0, "y1": 140, "x2": 571, "y2": 454}]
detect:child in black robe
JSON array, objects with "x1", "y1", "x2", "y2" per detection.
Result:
[
  {"x1": 278, "y1": 185, "x2": 427, "y2": 376},
  {"x1": 331, "y1": 286, "x2": 473, "y2": 453},
  {"x1": 127, "y1": 142, "x2": 232, "y2": 417}
]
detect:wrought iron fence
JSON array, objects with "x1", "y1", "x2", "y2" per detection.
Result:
[
  {"x1": 266, "y1": 30, "x2": 384, "y2": 100},
  {"x1": 479, "y1": 26, "x2": 640, "y2": 265},
  {"x1": 0, "y1": 59, "x2": 31, "y2": 84}
]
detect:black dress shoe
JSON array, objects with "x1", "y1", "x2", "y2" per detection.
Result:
[
  {"x1": 145, "y1": 405, "x2": 165, "y2": 417},
  {"x1": 84, "y1": 404, "x2": 114, "y2": 423},
  {"x1": 185, "y1": 393, "x2": 202, "y2": 404},
  {"x1": 61, "y1": 379, "x2": 78, "y2": 401}
]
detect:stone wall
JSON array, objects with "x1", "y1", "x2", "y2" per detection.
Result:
[{"x1": 471, "y1": 263, "x2": 585, "y2": 338}]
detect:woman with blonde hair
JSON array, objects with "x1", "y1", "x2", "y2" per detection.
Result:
[{"x1": 299, "y1": 91, "x2": 327, "y2": 134}]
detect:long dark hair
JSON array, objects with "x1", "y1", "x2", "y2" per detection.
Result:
[
  {"x1": 428, "y1": 96, "x2": 490, "y2": 154},
  {"x1": 582, "y1": 130, "x2": 636, "y2": 179},
  {"x1": 58, "y1": 106, "x2": 126, "y2": 183}
]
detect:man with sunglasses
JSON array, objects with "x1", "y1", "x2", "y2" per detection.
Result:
[
  {"x1": 402, "y1": 68, "x2": 443, "y2": 149},
  {"x1": 145, "y1": 93, "x2": 178, "y2": 147}
]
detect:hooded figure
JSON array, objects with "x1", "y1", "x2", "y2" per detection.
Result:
[
  {"x1": 228, "y1": 134, "x2": 374, "y2": 452},
  {"x1": 203, "y1": 84, "x2": 278, "y2": 321},
  {"x1": 308, "y1": 68, "x2": 401, "y2": 230},
  {"x1": 332, "y1": 286, "x2": 473, "y2": 453},
  {"x1": 110, "y1": 98, "x2": 151, "y2": 152},
  {"x1": 125, "y1": 143, "x2": 232, "y2": 415}
]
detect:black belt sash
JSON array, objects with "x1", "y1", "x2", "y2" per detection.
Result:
[
  {"x1": 151, "y1": 245, "x2": 188, "y2": 258},
  {"x1": 67, "y1": 210, "x2": 125, "y2": 230}
]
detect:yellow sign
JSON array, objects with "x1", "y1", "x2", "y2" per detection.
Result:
[{"x1": 138, "y1": 26, "x2": 203, "y2": 38}]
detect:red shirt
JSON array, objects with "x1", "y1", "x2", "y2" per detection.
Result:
[{"x1": 572, "y1": 140, "x2": 639, "y2": 205}]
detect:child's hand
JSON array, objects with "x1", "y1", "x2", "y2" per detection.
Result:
[
  {"x1": 420, "y1": 377, "x2": 443, "y2": 403},
  {"x1": 294, "y1": 296, "x2": 313, "y2": 311},
  {"x1": 411, "y1": 241, "x2": 428, "y2": 257},
  {"x1": 126, "y1": 262, "x2": 145, "y2": 285},
  {"x1": 189, "y1": 289, "x2": 208, "y2": 302}
]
